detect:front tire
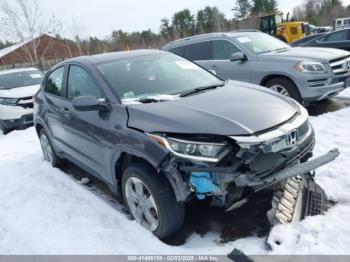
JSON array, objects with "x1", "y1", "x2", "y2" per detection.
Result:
[
  {"x1": 39, "y1": 129, "x2": 64, "y2": 167},
  {"x1": 122, "y1": 163, "x2": 185, "y2": 239},
  {"x1": 265, "y1": 77, "x2": 302, "y2": 103}
]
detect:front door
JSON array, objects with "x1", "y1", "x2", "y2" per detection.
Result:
[
  {"x1": 61, "y1": 64, "x2": 111, "y2": 181},
  {"x1": 206, "y1": 40, "x2": 251, "y2": 82}
]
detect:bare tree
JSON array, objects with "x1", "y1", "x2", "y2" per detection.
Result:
[{"x1": 0, "y1": 0, "x2": 54, "y2": 64}]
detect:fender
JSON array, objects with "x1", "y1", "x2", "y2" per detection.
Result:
[{"x1": 109, "y1": 130, "x2": 189, "y2": 202}]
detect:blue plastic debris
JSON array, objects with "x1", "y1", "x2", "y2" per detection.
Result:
[{"x1": 190, "y1": 172, "x2": 220, "y2": 200}]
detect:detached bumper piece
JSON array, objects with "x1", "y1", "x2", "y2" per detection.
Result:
[
  {"x1": 235, "y1": 148, "x2": 340, "y2": 187},
  {"x1": 267, "y1": 174, "x2": 327, "y2": 226}
]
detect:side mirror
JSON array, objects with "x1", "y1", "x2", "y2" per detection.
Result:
[
  {"x1": 72, "y1": 96, "x2": 109, "y2": 112},
  {"x1": 230, "y1": 52, "x2": 246, "y2": 62}
]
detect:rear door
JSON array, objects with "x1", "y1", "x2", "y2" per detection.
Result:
[
  {"x1": 184, "y1": 41, "x2": 214, "y2": 74},
  {"x1": 44, "y1": 65, "x2": 69, "y2": 152},
  {"x1": 209, "y1": 39, "x2": 251, "y2": 82}
]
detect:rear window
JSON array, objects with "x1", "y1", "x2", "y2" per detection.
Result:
[
  {"x1": 0, "y1": 70, "x2": 43, "y2": 90},
  {"x1": 169, "y1": 46, "x2": 186, "y2": 57},
  {"x1": 187, "y1": 41, "x2": 210, "y2": 61}
]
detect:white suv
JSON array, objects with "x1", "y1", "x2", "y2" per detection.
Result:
[{"x1": 0, "y1": 68, "x2": 43, "y2": 134}]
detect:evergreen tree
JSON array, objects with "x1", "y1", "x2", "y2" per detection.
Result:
[
  {"x1": 233, "y1": 0, "x2": 252, "y2": 18},
  {"x1": 172, "y1": 9, "x2": 196, "y2": 37},
  {"x1": 251, "y1": 0, "x2": 279, "y2": 14},
  {"x1": 160, "y1": 18, "x2": 174, "y2": 40},
  {"x1": 196, "y1": 6, "x2": 227, "y2": 33}
]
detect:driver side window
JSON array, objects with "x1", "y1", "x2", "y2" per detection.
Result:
[
  {"x1": 212, "y1": 40, "x2": 240, "y2": 60},
  {"x1": 67, "y1": 65, "x2": 103, "y2": 100}
]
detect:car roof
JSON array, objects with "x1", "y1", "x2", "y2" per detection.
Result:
[
  {"x1": 162, "y1": 30, "x2": 259, "y2": 48},
  {"x1": 63, "y1": 49, "x2": 169, "y2": 66},
  {"x1": 0, "y1": 67, "x2": 40, "y2": 75}
]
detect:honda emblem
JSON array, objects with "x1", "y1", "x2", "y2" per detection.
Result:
[{"x1": 286, "y1": 129, "x2": 299, "y2": 147}]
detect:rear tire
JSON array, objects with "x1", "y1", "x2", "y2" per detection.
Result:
[
  {"x1": 39, "y1": 129, "x2": 64, "y2": 167},
  {"x1": 265, "y1": 77, "x2": 302, "y2": 103},
  {"x1": 122, "y1": 162, "x2": 185, "y2": 239}
]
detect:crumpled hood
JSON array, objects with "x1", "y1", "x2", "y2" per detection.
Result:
[
  {"x1": 259, "y1": 47, "x2": 349, "y2": 63},
  {"x1": 126, "y1": 81, "x2": 299, "y2": 136},
  {"x1": 0, "y1": 84, "x2": 40, "y2": 98}
]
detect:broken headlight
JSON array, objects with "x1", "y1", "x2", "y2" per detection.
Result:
[{"x1": 148, "y1": 134, "x2": 229, "y2": 163}]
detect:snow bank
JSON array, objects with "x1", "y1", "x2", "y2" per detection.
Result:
[
  {"x1": 267, "y1": 108, "x2": 350, "y2": 254},
  {"x1": 0, "y1": 107, "x2": 350, "y2": 254},
  {"x1": 339, "y1": 87, "x2": 350, "y2": 98}
]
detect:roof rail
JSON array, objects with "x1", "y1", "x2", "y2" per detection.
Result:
[
  {"x1": 164, "y1": 29, "x2": 260, "y2": 46},
  {"x1": 165, "y1": 32, "x2": 227, "y2": 46},
  {"x1": 231, "y1": 29, "x2": 259, "y2": 32}
]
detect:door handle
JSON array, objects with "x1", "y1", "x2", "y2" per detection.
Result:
[{"x1": 60, "y1": 107, "x2": 70, "y2": 115}]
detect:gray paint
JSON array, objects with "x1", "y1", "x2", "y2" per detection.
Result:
[{"x1": 162, "y1": 31, "x2": 350, "y2": 103}]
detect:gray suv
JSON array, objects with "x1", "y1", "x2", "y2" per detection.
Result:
[
  {"x1": 34, "y1": 50, "x2": 338, "y2": 239},
  {"x1": 162, "y1": 30, "x2": 350, "y2": 103}
]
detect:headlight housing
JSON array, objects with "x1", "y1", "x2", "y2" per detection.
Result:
[
  {"x1": 0, "y1": 98, "x2": 18, "y2": 105},
  {"x1": 148, "y1": 134, "x2": 229, "y2": 163},
  {"x1": 295, "y1": 62, "x2": 327, "y2": 73}
]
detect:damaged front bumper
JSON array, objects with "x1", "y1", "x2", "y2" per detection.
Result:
[
  {"x1": 161, "y1": 148, "x2": 339, "y2": 204},
  {"x1": 234, "y1": 148, "x2": 340, "y2": 187}
]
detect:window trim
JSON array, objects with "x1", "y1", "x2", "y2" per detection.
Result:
[
  {"x1": 44, "y1": 65, "x2": 67, "y2": 99},
  {"x1": 66, "y1": 63, "x2": 106, "y2": 101}
]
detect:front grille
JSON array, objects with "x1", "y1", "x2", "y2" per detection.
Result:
[
  {"x1": 298, "y1": 120, "x2": 310, "y2": 140},
  {"x1": 330, "y1": 55, "x2": 350, "y2": 75}
]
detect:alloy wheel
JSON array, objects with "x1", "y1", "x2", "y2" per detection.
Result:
[
  {"x1": 125, "y1": 177, "x2": 159, "y2": 231},
  {"x1": 269, "y1": 84, "x2": 290, "y2": 97},
  {"x1": 40, "y1": 133, "x2": 53, "y2": 163}
]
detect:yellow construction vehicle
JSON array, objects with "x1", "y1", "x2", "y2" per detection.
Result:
[{"x1": 260, "y1": 12, "x2": 310, "y2": 43}]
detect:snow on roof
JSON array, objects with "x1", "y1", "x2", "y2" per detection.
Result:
[
  {"x1": 0, "y1": 38, "x2": 32, "y2": 59},
  {"x1": 0, "y1": 67, "x2": 39, "y2": 75}
]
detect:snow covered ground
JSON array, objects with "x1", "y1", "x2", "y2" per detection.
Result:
[{"x1": 0, "y1": 98, "x2": 350, "y2": 254}]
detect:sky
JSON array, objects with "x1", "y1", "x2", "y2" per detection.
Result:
[{"x1": 1, "y1": 0, "x2": 350, "y2": 41}]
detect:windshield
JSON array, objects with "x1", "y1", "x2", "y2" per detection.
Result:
[
  {"x1": 97, "y1": 53, "x2": 222, "y2": 103},
  {"x1": 0, "y1": 70, "x2": 43, "y2": 90},
  {"x1": 236, "y1": 33, "x2": 290, "y2": 54}
]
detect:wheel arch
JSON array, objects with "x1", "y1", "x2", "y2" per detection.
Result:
[
  {"x1": 260, "y1": 74, "x2": 295, "y2": 87},
  {"x1": 112, "y1": 147, "x2": 188, "y2": 202},
  {"x1": 35, "y1": 122, "x2": 45, "y2": 137},
  {"x1": 260, "y1": 74, "x2": 303, "y2": 103}
]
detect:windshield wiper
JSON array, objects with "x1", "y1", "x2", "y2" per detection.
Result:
[
  {"x1": 179, "y1": 82, "x2": 225, "y2": 97},
  {"x1": 258, "y1": 50, "x2": 273, "y2": 54},
  {"x1": 137, "y1": 98, "x2": 161, "y2": 104},
  {"x1": 275, "y1": 47, "x2": 289, "y2": 52}
]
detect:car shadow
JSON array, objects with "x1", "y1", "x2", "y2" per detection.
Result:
[{"x1": 307, "y1": 97, "x2": 350, "y2": 116}]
